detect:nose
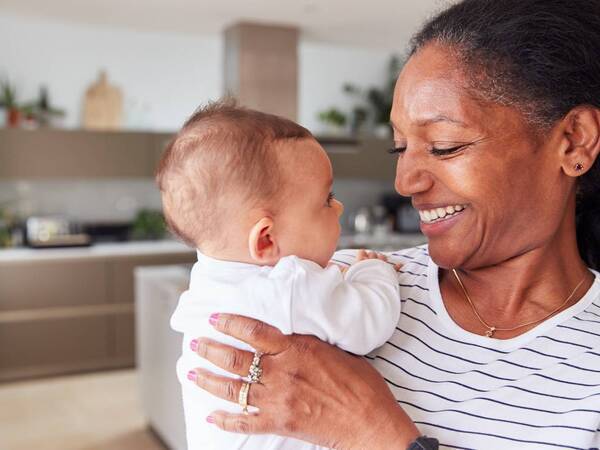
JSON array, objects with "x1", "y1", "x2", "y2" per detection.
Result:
[
  {"x1": 333, "y1": 199, "x2": 344, "y2": 217},
  {"x1": 394, "y1": 149, "x2": 434, "y2": 197}
]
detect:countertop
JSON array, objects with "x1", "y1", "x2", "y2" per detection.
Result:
[
  {"x1": 0, "y1": 240, "x2": 194, "y2": 263},
  {"x1": 0, "y1": 233, "x2": 427, "y2": 264}
]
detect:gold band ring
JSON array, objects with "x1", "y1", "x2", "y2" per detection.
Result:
[{"x1": 238, "y1": 381, "x2": 251, "y2": 414}]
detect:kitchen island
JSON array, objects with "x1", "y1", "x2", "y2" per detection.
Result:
[{"x1": 0, "y1": 240, "x2": 196, "y2": 382}]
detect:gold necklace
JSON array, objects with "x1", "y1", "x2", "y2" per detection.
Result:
[{"x1": 451, "y1": 269, "x2": 587, "y2": 338}]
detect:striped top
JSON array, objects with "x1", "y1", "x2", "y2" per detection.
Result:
[{"x1": 335, "y1": 245, "x2": 600, "y2": 450}]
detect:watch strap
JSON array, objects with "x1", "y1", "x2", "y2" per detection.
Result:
[{"x1": 406, "y1": 435, "x2": 440, "y2": 450}]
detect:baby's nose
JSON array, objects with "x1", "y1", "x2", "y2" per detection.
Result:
[{"x1": 334, "y1": 199, "x2": 344, "y2": 217}]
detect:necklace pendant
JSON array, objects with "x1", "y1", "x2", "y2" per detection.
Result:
[{"x1": 485, "y1": 327, "x2": 496, "y2": 338}]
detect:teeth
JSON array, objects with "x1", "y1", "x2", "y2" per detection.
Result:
[{"x1": 418, "y1": 204, "x2": 467, "y2": 224}]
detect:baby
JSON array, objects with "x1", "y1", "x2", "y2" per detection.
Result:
[{"x1": 157, "y1": 101, "x2": 401, "y2": 450}]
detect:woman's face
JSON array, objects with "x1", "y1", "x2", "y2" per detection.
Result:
[{"x1": 391, "y1": 43, "x2": 574, "y2": 270}]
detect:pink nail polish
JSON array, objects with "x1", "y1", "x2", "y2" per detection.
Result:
[
  {"x1": 209, "y1": 313, "x2": 220, "y2": 326},
  {"x1": 206, "y1": 416, "x2": 215, "y2": 424},
  {"x1": 187, "y1": 370, "x2": 197, "y2": 382},
  {"x1": 190, "y1": 339, "x2": 198, "y2": 352}
]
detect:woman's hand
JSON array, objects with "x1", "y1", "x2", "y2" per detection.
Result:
[{"x1": 189, "y1": 314, "x2": 420, "y2": 450}]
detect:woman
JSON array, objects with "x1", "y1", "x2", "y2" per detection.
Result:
[{"x1": 186, "y1": 0, "x2": 600, "y2": 448}]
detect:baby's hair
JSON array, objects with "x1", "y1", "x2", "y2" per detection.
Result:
[{"x1": 156, "y1": 99, "x2": 312, "y2": 249}]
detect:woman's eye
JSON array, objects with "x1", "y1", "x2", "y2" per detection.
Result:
[
  {"x1": 326, "y1": 192, "x2": 335, "y2": 207},
  {"x1": 430, "y1": 144, "x2": 467, "y2": 156},
  {"x1": 387, "y1": 146, "x2": 407, "y2": 155}
]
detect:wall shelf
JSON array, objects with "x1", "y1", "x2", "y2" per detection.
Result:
[{"x1": 0, "y1": 128, "x2": 395, "y2": 181}]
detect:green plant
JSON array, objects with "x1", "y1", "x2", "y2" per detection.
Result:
[
  {"x1": 344, "y1": 55, "x2": 404, "y2": 126},
  {"x1": 0, "y1": 205, "x2": 14, "y2": 248},
  {"x1": 0, "y1": 79, "x2": 18, "y2": 109},
  {"x1": 130, "y1": 209, "x2": 166, "y2": 240},
  {"x1": 317, "y1": 107, "x2": 347, "y2": 127}
]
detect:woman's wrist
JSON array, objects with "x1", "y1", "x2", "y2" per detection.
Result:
[{"x1": 350, "y1": 396, "x2": 420, "y2": 450}]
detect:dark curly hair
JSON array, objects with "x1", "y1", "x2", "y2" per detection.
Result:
[{"x1": 410, "y1": 0, "x2": 600, "y2": 270}]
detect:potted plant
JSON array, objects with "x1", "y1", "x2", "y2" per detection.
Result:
[
  {"x1": 21, "y1": 86, "x2": 66, "y2": 127},
  {"x1": 343, "y1": 55, "x2": 404, "y2": 137},
  {"x1": 129, "y1": 209, "x2": 167, "y2": 241},
  {"x1": 317, "y1": 107, "x2": 348, "y2": 136},
  {"x1": 0, "y1": 80, "x2": 21, "y2": 127}
]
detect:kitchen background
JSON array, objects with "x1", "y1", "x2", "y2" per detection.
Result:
[{"x1": 0, "y1": 1, "x2": 441, "y2": 449}]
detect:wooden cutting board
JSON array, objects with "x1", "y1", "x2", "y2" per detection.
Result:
[{"x1": 82, "y1": 71, "x2": 123, "y2": 130}]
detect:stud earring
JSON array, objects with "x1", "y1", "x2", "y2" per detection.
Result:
[{"x1": 575, "y1": 163, "x2": 584, "y2": 171}]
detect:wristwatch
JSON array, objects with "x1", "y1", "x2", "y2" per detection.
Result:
[{"x1": 406, "y1": 435, "x2": 439, "y2": 450}]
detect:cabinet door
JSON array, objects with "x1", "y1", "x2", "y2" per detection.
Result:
[
  {"x1": 0, "y1": 129, "x2": 155, "y2": 178},
  {"x1": 0, "y1": 260, "x2": 109, "y2": 311},
  {"x1": 0, "y1": 314, "x2": 111, "y2": 381},
  {"x1": 108, "y1": 253, "x2": 195, "y2": 364}
]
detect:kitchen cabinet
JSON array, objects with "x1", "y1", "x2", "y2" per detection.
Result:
[
  {"x1": 0, "y1": 247, "x2": 195, "y2": 381},
  {"x1": 0, "y1": 128, "x2": 394, "y2": 180},
  {"x1": 0, "y1": 128, "x2": 171, "y2": 179}
]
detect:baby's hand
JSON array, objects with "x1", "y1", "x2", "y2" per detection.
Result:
[{"x1": 355, "y1": 249, "x2": 402, "y2": 272}]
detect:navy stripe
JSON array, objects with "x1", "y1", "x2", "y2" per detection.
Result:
[
  {"x1": 329, "y1": 258, "x2": 350, "y2": 266},
  {"x1": 519, "y1": 347, "x2": 568, "y2": 361},
  {"x1": 377, "y1": 355, "x2": 487, "y2": 392},
  {"x1": 383, "y1": 377, "x2": 600, "y2": 415},
  {"x1": 392, "y1": 255, "x2": 428, "y2": 267},
  {"x1": 558, "y1": 324, "x2": 600, "y2": 338},
  {"x1": 403, "y1": 297, "x2": 438, "y2": 316},
  {"x1": 559, "y1": 362, "x2": 600, "y2": 374},
  {"x1": 438, "y1": 444, "x2": 476, "y2": 450},
  {"x1": 378, "y1": 353, "x2": 600, "y2": 402},
  {"x1": 395, "y1": 328, "x2": 542, "y2": 370},
  {"x1": 398, "y1": 269, "x2": 428, "y2": 277},
  {"x1": 574, "y1": 315, "x2": 600, "y2": 324},
  {"x1": 581, "y1": 308, "x2": 600, "y2": 319},
  {"x1": 401, "y1": 311, "x2": 509, "y2": 354},
  {"x1": 398, "y1": 399, "x2": 596, "y2": 433},
  {"x1": 531, "y1": 373, "x2": 600, "y2": 388},
  {"x1": 399, "y1": 283, "x2": 429, "y2": 291},
  {"x1": 395, "y1": 328, "x2": 488, "y2": 366},
  {"x1": 381, "y1": 342, "x2": 600, "y2": 389},
  {"x1": 413, "y1": 421, "x2": 587, "y2": 450},
  {"x1": 382, "y1": 342, "x2": 517, "y2": 382},
  {"x1": 394, "y1": 253, "x2": 418, "y2": 260},
  {"x1": 537, "y1": 335, "x2": 593, "y2": 350}
]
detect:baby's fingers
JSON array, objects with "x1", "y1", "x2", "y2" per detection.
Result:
[{"x1": 356, "y1": 249, "x2": 368, "y2": 261}]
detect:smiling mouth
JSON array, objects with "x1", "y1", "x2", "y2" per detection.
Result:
[{"x1": 418, "y1": 204, "x2": 468, "y2": 224}]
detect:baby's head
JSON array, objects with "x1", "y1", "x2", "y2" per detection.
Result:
[{"x1": 156, "y1": 101, "x2": 344, "y2": 267}]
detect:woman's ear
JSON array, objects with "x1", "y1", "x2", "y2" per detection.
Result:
[
  {"x1": 561, "y1": 106, "x2": 600, "y2": 176},
  {"x1": 248, "y1": 217, "x2": 280, "y2": 265}
]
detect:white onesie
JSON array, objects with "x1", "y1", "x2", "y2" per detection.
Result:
[{"x1": 171, "y1": 250, "x2": 401, "y2": 450}]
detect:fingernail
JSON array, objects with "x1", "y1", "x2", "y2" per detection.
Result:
[
  {"x1": 209, "y1": 313, "x2": 220, "y2": 326},
  {"x1": 206, "y1": 416, "x2": 215, "y2": 424},
  {"x1": 187, "y1": 370, "x2": 197, "y2": 382},
  {"x1": 190, "y1": 339, "x2": 198, "y2": 352}
]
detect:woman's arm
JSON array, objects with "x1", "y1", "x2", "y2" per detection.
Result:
[{"x1": 189, "y1": 314, "x2": 421, "y2": 450}]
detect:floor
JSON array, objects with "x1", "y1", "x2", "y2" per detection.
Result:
[{"x1": 0, "y1": 369, "x2": 167, "y2": 450}]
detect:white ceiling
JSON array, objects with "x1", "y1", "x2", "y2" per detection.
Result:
[{"x1": 0, "y1": 0, "x2": 448, "y2": 49}]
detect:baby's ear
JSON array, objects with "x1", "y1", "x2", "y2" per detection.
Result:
[{"x1": 248, "y1": 217, "x2": 280, "y2": 265}]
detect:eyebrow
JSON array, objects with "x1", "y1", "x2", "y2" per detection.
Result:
[{"x1": 390, "y1": 115, "x2": 467, "y2": 129}]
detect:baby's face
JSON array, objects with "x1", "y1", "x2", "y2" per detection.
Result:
[{"x1": 275, "y1": 138, "x2": 344, "y2": 267}]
